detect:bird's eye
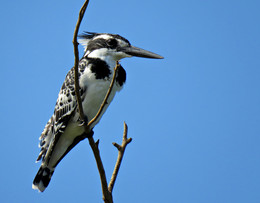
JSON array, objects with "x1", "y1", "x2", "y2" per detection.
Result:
[{"x1": 107, "y1": 39, "x2": 117, "y2": 49}]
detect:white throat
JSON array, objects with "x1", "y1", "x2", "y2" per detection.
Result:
[{"x1": 86, "y1": 48, "x2": 118, "y2": 68}]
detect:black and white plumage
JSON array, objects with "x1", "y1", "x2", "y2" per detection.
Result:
[{"x1": 32, "y1": 32, "x2": 163, "y2": 192}]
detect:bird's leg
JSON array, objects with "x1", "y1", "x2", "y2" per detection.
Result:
[{"x1": 78, "y1": 115, "x2": 94, "y2": 138}]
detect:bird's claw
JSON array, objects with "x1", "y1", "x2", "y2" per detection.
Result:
[{"x1": 78, "y1": 116, "x2": 89, "y2": 127}]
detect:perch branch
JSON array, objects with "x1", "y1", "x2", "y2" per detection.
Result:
[
  {"x1": 73, "y1": 1, "x2": 132, "y2": 202},
  {"x1": 73, "y1": 1, "x2": 113, "y2": 202},
  {"x1": 88, "y1": 137, "x2": 112, "y2": 203}
]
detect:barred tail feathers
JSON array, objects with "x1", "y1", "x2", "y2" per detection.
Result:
[{"x1": 32, "y1": 166, "x2": 54, "y2": 192}]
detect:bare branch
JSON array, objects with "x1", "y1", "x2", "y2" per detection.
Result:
[
  {"x1": 88, "y1": 137, "x2": 113, "y2": 203},
  {"x1": 73, "y1": 0, "x2": 90, "y2": 127},
  {"x1": 72, "y1": 1, "x2": 112, "y2": 202},
  {"x1": 72, "y1": 2, "x2": 132, "y2": 202},
  {"x1": 108, "y1": 122, "x2": 132, "y2": 193}
]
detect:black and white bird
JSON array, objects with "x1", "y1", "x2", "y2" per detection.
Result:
[{"x1": 32, "y1": 32, "x2": 163, "y2": 192}]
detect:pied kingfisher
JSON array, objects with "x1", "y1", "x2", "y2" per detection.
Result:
[{"x1": 32, "y1": 32, "x2": 163, "y2": 192}]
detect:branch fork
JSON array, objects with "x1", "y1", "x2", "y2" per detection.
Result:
[{"x1": 109, "y1": 122, "x2": 132, "y2": 193}]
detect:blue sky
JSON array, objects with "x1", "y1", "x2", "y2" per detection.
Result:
[{"x1": 1, "y1": 0, "x2": 260, "y2": 202}]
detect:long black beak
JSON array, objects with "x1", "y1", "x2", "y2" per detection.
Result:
[{"x1": 121, "y1": 46, "x2": 164, "y2": 59}]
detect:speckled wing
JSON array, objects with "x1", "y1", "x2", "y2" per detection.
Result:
[{"x1": 36, "y1": 60, "x2": 87, "y2": 163}]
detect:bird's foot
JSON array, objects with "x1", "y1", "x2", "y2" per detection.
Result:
[{"x1": 79, "y1": 116, "x2": 89, "y2": 127}]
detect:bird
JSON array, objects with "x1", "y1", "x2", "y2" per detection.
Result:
[{"x1": 32, "y1": 32, "x2": 163, "y2": 192}]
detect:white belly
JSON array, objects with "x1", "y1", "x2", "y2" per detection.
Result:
[
  {"x1": 82, "y1": 77, "x2": 122, "y2": 129},
  {"x1": 47, "y1": 79, "x2": 122, "y2": 168}
]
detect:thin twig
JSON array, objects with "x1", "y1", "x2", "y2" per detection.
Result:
[
  {"x1": 108, "y1": 122, "x2": 132, "y2": 192},
  {"x1": 88, "y1": 61, "x2": 120, "y2": 127},
  {"x1": 73, "y1": 0, "x2": 90, "y2": 127}
]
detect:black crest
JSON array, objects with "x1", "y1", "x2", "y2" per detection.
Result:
[
  {"x1": 79, "y1": 31, "x2": 131, "y2": 46},
  {"x1": 78, "y1": 31, "x2": 99, "y2": 40}
]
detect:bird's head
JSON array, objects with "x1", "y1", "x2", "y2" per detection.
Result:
[{"x1": 78, "y1": 32, "x2": 163, "y2": 61}]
